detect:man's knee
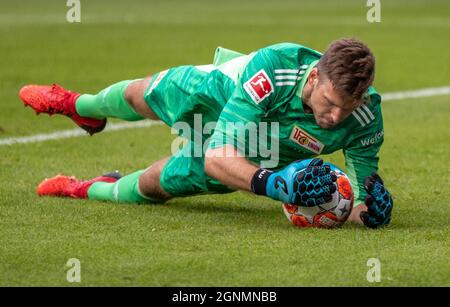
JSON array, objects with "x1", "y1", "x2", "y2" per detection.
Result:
[
  {"x1": 125, "y1": 78, "x2": 145, "y2": 103},
  {"x1": 138, "y1": 158, "x2": 172, "y2": 201},
  {"x1": 124, "y1": 77, "x2": 159, "y2": 120}
]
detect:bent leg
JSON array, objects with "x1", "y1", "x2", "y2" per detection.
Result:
[
  {"x1": 87, "y1": 157, "x2": 172, "y2": 204},
  {"x1": 75, "y1": 76, "x2": 160, "y2": 121}
]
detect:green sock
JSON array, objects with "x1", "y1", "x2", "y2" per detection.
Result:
[
  {"x1": 87, "y1": 170, "x2": 163, "y2": 204},
  {"x1": 75, "y1": 80, "x2": 144, "y2": 121}
]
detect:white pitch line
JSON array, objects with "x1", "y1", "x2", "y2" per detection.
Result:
[
  {"x1": 0, "y1": 86, "x2": 449, "y2": 147},
  {"x1": 0, "y1": 120, "x2": 163, "y2": 146},
  {"x1": 381, "y1": 86, "x2": 450, "y2": 101}
]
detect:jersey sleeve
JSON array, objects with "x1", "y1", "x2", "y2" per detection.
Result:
[
  {"x1": 208, "y1": 48, "x2": 278, "y2": 155},
  {"x1": 343, "y1": 103, "x2": 384, "y2": 207}
]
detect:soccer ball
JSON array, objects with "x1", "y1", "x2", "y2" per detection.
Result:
[{"x1": 282, "y1": 163, "x2": 354, "y2": 229}]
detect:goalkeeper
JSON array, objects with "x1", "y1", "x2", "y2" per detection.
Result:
[{"x1": 19, "y1": 38, "x2": 393, "y2": 228}]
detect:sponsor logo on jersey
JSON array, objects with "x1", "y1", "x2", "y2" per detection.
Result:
[
  {"x1": 243, "y1": 69, "x2": 274, "y2": 104},
  {"x1": 360, "y1": 130, "x2": 384, "y2": 146},
  {"x1": 289, "y1": 126, "x2": 324, "y2": 154}
]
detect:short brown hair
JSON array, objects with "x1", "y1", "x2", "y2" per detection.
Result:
[{"x1": 317, "y1": 38, "x2": 375, "y2": 102}]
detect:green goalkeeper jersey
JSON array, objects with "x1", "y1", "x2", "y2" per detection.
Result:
[
  {"x1": 145, "y1": 42, "x2": 384, "y2": 205},
  {"x1": 206, "y1": 43, "x2": 384, "y2": 206}
]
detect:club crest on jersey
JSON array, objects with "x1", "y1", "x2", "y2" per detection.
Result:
[
  {"x1": 243, "y1": 69, "x2": 274, "y2": 104},
  {"x1": 289, "y1": 126, "x2": 324, "y2": 154}
]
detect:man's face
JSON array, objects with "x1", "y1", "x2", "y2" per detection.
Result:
[{"x1": 303, "y1": 69, "x2": 358, "y2": 129}]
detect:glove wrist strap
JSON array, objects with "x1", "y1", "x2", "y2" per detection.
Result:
[{"x1": 251, "y1": 169, "x2": 273, "y2": 196}]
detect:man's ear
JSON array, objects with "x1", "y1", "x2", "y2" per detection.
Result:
[{"x1": 308, "y1": 67, "x2": 319, "y2": 86}]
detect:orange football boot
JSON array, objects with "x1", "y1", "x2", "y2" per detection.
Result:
[
  {"x1": 37, "y1": 171, "x2": 121, "y2": 199},
  {"x1": 19, "y1": 84, "x2": 107, "y2": 135}
]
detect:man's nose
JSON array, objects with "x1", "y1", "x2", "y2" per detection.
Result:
[{"x1": 332, "y1": 108, "x2": 345, "y2": 123}]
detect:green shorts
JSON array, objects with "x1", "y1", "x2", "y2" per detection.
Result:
[
  {"x1": 143, "y1": 65, "x2": 234, "y2": 197},
  {"x1": 158, "y1": 140, "x2": 234, "y2": 197}
]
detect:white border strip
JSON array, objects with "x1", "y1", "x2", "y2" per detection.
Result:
[{"x1": 1, "y1": 86, "x2": 449, "y2": 147}]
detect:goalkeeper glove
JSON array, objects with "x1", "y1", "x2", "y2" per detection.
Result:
[
  {"x1": 360, "y1": 173, "x2": 393, "y2": 229},
  {"x1": 251, "y1": 158, "x2": 337, "y2": 207}
]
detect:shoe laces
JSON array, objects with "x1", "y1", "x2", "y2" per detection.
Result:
[{"x1": 48, "y1": 84, "x2": 75, "y2": 115}]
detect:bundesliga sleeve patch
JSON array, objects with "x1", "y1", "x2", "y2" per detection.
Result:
[{"x1": 243, "y1": 69, "x2": 274, "y2": 104}]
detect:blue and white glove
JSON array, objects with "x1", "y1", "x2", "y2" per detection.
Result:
[
  {"x1": 360, "y1": 173, "x2": 393, "y2": 229},
  {"x1": 251, "y1": 158, "x2": 337, "y2": 207}
]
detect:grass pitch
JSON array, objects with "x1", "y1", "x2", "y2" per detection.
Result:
[{"x1": 0, "y1": 0, "x2": 449, "y2": 286}]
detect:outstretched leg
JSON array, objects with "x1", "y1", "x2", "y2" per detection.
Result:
[
  {"x1": 38, "y1": 157, "x2": 173, "y2": 204},
  {"x1": 75, "y1": 77, "x2": 159, "y2": 121},
  {"x1": 19, "y1": 76, "x2": 160, "y2": 134}
]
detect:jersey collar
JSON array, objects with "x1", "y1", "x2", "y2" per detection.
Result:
[{"x1": 295, "y1": 59, "x2": 319, "y2": 99}]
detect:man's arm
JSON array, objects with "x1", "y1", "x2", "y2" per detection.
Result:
[
  {"x1": 205, "y1": 145, "x2": 337, "y2": 207},
  {"x1": 205, "y1": 145, "x2": 258, "y2": 192},
  {"x1": 344, "y1": 129, "x2": 383, "y2": 225},
  {"x1": 343, "y1": 102, "x2": 393, "y2": 228},
  {"x1": 205, "y1": 48, "x2": 274, "y2": 192},
  {"x1": 345, "y1": 146, "x2": 394, "y2": 229}
]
